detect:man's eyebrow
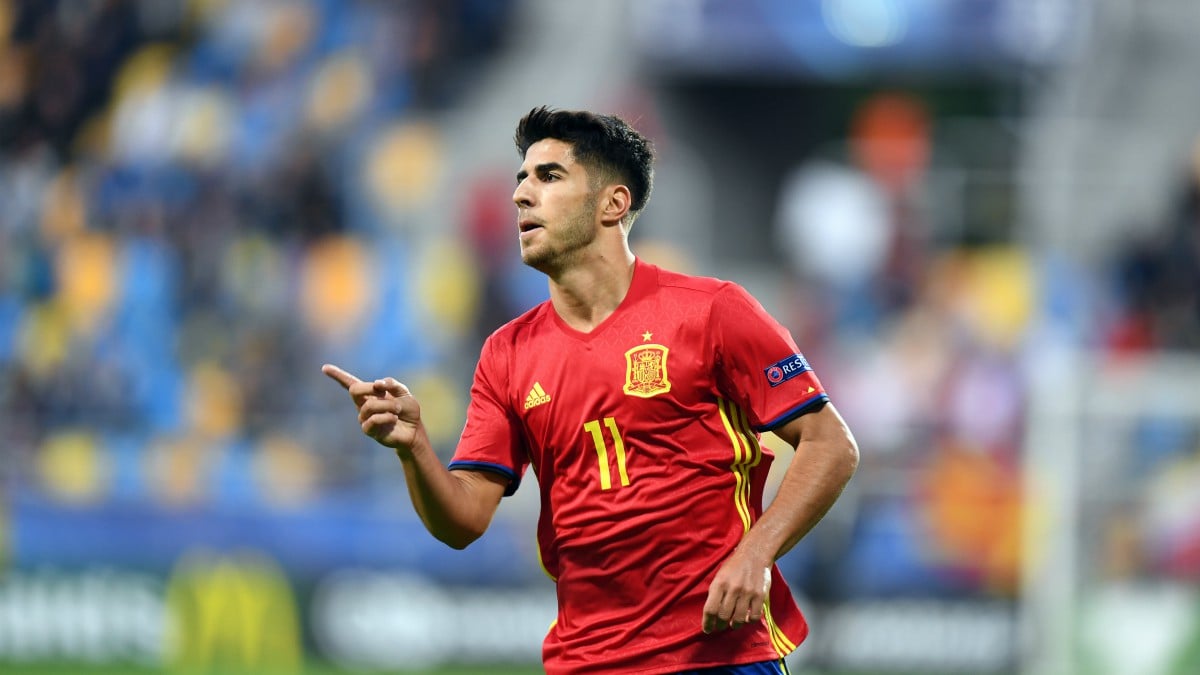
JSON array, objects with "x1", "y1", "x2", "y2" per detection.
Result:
[{"x1": 516, "y1": 162, "x2": 567, "y2": 183}]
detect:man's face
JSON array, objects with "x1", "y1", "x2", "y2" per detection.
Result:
[{"x1": 513, "y1": 138, "x2": 601, "y2": 273}]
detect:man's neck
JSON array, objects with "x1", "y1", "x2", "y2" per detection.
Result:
[{"x1": 547, "y1": 249, "x2": 637, "y2": 333}]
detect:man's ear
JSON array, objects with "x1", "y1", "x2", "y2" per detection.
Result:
[{"x1": 600, "y1": 185, "x2": 632, "y2": 227}]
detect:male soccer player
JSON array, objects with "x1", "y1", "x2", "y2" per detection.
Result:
[{"x1": 323, "y1": 107, "x2": 859, "y2": 674}]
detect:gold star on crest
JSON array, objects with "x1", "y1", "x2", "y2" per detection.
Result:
[{"x1": 642, "y1": 331, "x2": 653, "y2": 342}]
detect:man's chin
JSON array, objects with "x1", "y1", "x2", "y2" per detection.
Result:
[{"x1": 520, "y1": 249, "x2": 558, "y2": 275}]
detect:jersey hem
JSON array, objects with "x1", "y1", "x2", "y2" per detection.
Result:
[{"x1": 546, "y1": 651, "x2": 790, "y2": 675}]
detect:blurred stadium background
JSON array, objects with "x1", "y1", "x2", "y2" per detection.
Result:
[{"x1": 2, "y1": 0, "x2": 1200, "y2": 673}]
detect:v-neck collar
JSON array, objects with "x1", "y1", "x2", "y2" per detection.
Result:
[{"x1": 546, "y1": 258, "x2": 656, "y2": 342}]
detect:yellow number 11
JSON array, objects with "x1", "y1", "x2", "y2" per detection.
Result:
[{"x1": 583, "y1": 417, "x2": 630, "y2": 490}]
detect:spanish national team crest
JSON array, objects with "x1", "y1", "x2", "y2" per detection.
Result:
[{"x1": 623, "y1": 344, "x2": 671, "y2": 398}]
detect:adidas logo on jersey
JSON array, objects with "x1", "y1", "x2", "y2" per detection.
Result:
[{"x1": 524, "y1": 382, "x2": 552, "y2": 410}]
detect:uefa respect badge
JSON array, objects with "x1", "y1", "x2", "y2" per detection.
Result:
[{"x1": 763, "y1": 353, "x2": 812, "y2": 388}]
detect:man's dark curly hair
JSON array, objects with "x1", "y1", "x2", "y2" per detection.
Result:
[{"x1": 514, "y1": 106, "x2": 654, "y2": 224}]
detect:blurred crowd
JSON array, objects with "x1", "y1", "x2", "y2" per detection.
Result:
[
  {"x1": 770, "y1": 84, "x2": 1200, "y2": 596},
  {"x1": 0, "y1": 0, "x2": 521, "y2": 510},
  {"x1": 1109, "y1": 144, "x2": 1200, "y2": 353},
  {"x1": 762, "y1": 91, "x2": 1032, "y2": 597},
  {"x1": 1, "y1": 0, "x2": 1198, "y2": 603},
  {"x1": 1102, "y1": 140, "x2": 1200, "y2": 583},
  {"x1": 777, "y1": 89, "x2": 1200, "y2": 597}
]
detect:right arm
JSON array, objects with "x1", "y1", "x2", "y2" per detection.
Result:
[{"x1": 322, "y1": 364, "x2": 507, "y2": 549}]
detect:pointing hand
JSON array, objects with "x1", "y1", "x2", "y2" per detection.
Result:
[{"x1": 322, "y1": 364, "x2": 424, "y2": 452}]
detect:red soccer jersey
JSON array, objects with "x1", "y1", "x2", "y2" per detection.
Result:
[{"x1": 449, "y1": 259, "x2": 828, "y2": 674}]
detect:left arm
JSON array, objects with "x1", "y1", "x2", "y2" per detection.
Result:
[{"x1": 701, "y1": 401, "x2": 859, "y2": 633}]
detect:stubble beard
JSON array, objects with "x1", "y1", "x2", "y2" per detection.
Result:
[{"x1": 520, "y1": 196, "x2": 598, "y2": 276}]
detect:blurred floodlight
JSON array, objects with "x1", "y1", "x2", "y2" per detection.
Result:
[
  {"x1": 822, "y1": 0, "x2": 908, "y2": 48},
  {"x1": 995, "y1": 0, "x2": 1078, "y2": 63},
  {"x1": 775, "y1": 161, "x2": 889, "y2": 288}
]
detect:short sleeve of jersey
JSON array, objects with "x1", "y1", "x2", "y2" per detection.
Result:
[
  {"x1": 710, "y1": 283, "x2": 829, "y2": 431},
  {"x1": 447, "y1": 335, "x2": 529, "y2": 496}
]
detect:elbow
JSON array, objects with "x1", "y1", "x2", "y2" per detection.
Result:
[
  {"x1": 441, "y1": 537, "x2": 474, "y2": 551},
  {"x1": 841, "y1": 436, "x2": 860, "y2": 482},
  {"x1": 436, "y1": 525, "x2": 486, "y2": 551},
  {"x1": 431, "y1": 473, "x2": 502, "y2": 550}
]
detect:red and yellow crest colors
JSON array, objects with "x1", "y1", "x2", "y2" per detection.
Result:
[{"x1": 623, "y1": 344, "x2": 671, "y2": 398}]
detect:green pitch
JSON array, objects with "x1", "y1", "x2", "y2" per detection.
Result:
[
  {"x1": 0, "y1": 665, "x2": 543, "y2": 675},
  {"x1": 0, "y1": 661, "x2": 888, "y2": 675}
]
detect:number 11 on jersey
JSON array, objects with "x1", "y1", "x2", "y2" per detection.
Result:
[{"x1": 584, "y1": 417, "x2": 630, "y2": 490}]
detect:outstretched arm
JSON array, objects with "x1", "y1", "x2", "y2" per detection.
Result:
[
  {"x1": 322, "y1": 364, "x2": 507, "y2": 549},
  {"x1": 702, "y1": 402, "x2": 859, "y2": 633}
]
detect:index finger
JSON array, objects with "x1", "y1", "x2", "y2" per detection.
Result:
[
  {"x1": 701, "y1": 585, "x2": 725, "y2": 634},
  {"x1": 322, "y1": 363, "x2": 362, "y2": 390}
]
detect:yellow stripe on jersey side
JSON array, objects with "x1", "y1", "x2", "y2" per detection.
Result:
[
  {"x1": 732, "y1": 403, "x2": 764, "y2": 521},
  {"x1": 717, "y1": 398, "x2": 798, "y2": 659},
  {"x1": 763, "y1": 596, "x2": 798, "y2": 655},
  {"x1": 718, "y1": 398, "x2": 765, "y2": 533},
  {"x1": 720, "y1": 396, "x2": 748, "y2": 528}
]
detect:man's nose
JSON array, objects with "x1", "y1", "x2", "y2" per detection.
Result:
[{"x1": 513, "y1": 180, "x2": 534, "y2": 207}]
